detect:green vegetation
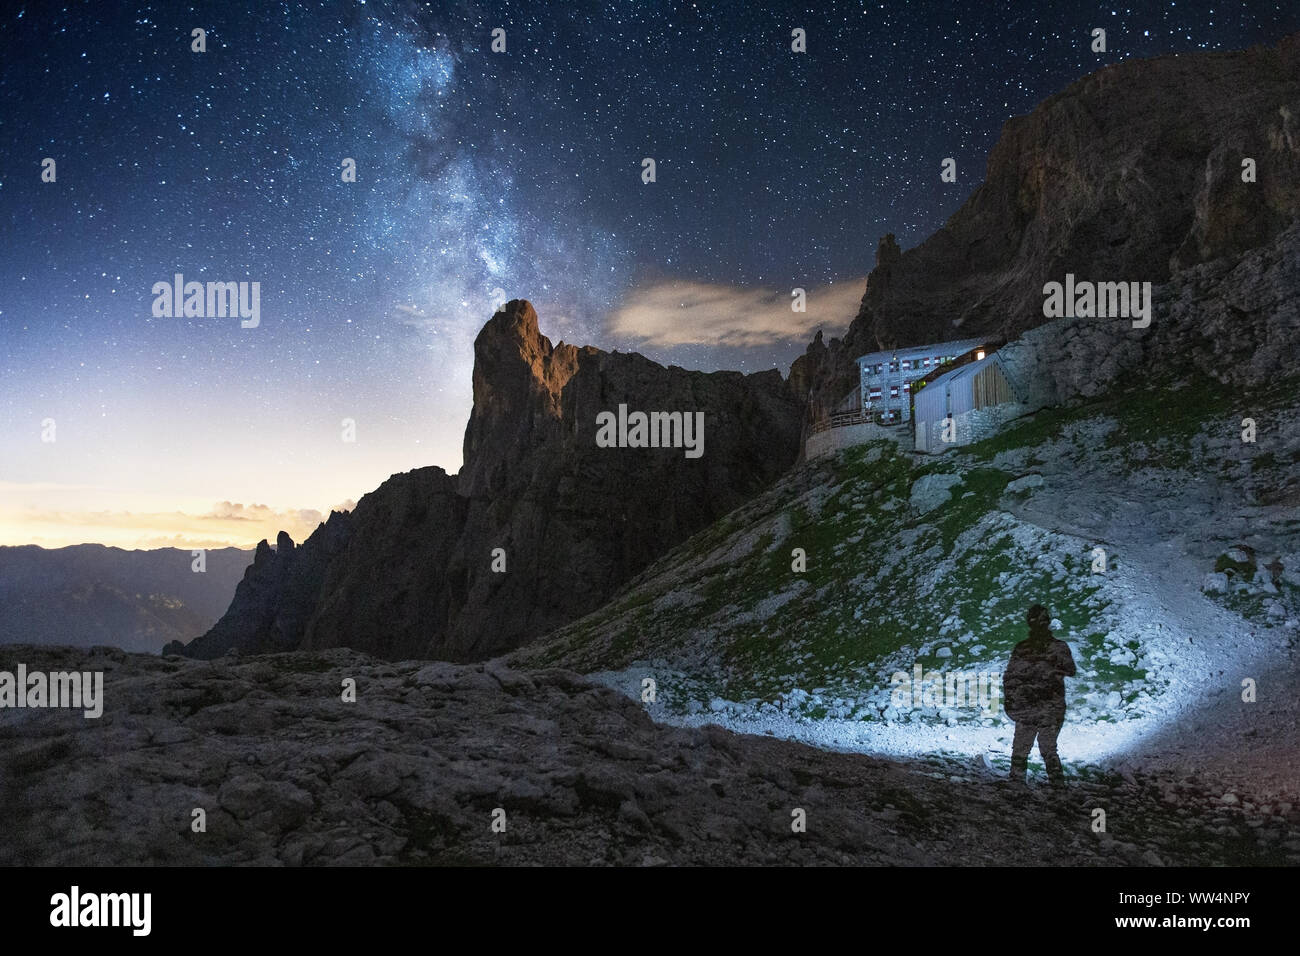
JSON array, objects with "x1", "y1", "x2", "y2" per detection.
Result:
[
  {"x1": 966, "y1": 402, "x2": 1095, "y2": 462},
  {"x1": 514, "y1": 370, "x2": 1299, "y2": 728},
  {"x1": 1214, "y1": 551, "x2": 1257, "y2": 577}
]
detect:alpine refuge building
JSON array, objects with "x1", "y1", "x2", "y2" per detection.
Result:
[
  {"x1": 912, "y1": 350, "x2": 1025, "y2": 453},
  {"x1": 804, "y1": 333, "x2": 1046, "y2": 460},
  {"x1": 857, "y1": 339, "x2": 986, "y2": 425}
]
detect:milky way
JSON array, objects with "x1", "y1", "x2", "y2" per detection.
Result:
[{"x1": 1, "y1": 1, "x2": 1296, "y2": 547}]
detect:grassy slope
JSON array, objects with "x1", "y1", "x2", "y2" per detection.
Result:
[{"x1": 512, "y1": 372, "x2": 1300, "y2": 729}]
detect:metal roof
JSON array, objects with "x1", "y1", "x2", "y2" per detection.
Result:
[
  {"x1": 917, "y1": 350, "x2": 1022, "y2": 403},
  {"x1": 856, "y1": 338, "x2": 984, "y2": 367},
  {"x1": 935, "y1": 352, "x2": 997, "y2": 383}
]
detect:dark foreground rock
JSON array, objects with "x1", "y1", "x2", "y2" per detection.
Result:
[{"x1": 0, "y1": 646, "x2": 1295, "y2": 866}]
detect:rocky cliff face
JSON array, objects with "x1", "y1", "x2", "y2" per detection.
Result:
[
  {"x1": 990, "y1": 218, "x2": 1300, "y2": 408},
  {"x1": 167, "y1": 521, "x2": 353, "y2": 659},
  {"x1": 793, "y1": 33, "x2": 1300, "y2": 420},
  {"x1": 177, "y1": 300, "x2": 803, "y2": 661}
]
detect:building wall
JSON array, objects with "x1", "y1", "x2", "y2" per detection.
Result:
[
  {"x1": 859, "y1": 343, "x2": 986, "y2": 425},
  {"x1": 912, "y1": 381, "x2": 948, "y2": 452},
  {"x1": 958, "y1": 402, "x2": 1031, "y2": 444},
  {"x1": 915, "y1": 402, "x2": 1032, "y2": 453},
  {"x1": 853, "y1": 337, "x2": 1048, "y2": 456},
  {"x1": 804, "y1": 420, "x2": 911, "y2": 459},
  {"x1": 860, "y1": 360, "x2": 946, "y2": 422},
  {"x1": 971, "y1": 362, "x2": 1016, "y2": 409}
]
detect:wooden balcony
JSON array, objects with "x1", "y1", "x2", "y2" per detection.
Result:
[{"x1": 808, "y1": 409, "x2": 904, "y2": 435}]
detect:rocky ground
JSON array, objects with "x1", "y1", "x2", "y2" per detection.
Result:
[{"x1": 1, "y1": 644, "x2": 1295, "y2": 866}]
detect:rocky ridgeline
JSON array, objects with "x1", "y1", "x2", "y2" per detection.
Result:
[
  {"x1": 1, "y1": 645, "x2": 1294, "y2": 866},
  {"x1": 171, "y1": 300, "x2": 803, "y2": 662},
  {"x1": 792, "y1": 33, "x2": 1300, "y2": 424}
]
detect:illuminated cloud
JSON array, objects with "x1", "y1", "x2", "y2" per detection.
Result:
[
  {"x1": 0, "y1": 499, "x2": 355, "y2": 551},
  {"x1": 607, "y1": 278, "x2": 864, "y2": 349}
]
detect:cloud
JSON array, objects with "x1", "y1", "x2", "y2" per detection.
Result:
[
  {"x1": 606, "y1": 277, "x2": 864, "y2": 349},
  {"x1": 205, "y1": 501, "x2": 274, "y2": 521},
  {"x1": 0, "y1": 499, "x2": 356, "y2": 550},
  {"x1": 117, "y1": 534, "x2": 267, "y2": 551}
]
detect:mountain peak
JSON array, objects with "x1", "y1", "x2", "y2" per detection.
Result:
[
  {"x1": 484, "y1": 297, "x2": 541, "y2": 343},
  {"x1": 181, "y1": 296, "x2": 803, "y2": 662}
]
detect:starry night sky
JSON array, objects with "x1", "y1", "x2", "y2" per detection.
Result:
[{"x1": 2, "y1": 0, "x2": 1297, "y2": 548}]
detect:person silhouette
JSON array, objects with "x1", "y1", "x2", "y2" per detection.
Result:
[{"x1": 1002, "y1": 604, "x2": 1076, "y2": 788}]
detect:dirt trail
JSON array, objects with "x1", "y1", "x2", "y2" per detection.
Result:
[
  {"x1": 1007, "y1": 458, "x2": 1300, "y2": 799},
  {"x1": 602, "y1": 488, "x2": 1300, "y2": 807}
]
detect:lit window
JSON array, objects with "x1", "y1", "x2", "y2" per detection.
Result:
[{"x1": 976, "y1": 350, "x2": 985, "y2": 361}]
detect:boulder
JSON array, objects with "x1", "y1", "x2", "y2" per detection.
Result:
[{"x1": 910, "y1": 473, "x2": 964, "y2": 514}]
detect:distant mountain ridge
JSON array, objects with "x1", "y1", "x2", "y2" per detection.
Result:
[{"x1": 0, "y1": 544, "x2": 252, "y2": 653}]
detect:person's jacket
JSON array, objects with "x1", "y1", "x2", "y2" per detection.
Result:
[{"x1": 1003, "y1": 634, "x2": 1076, "y2": 721}]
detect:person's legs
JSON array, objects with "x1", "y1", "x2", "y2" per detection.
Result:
[
  {"x1": 1038, "y1": 716, "x2": 1065, "y2": 787},
  {"x1": 1010, "y1": 721, "x2": 1035, "y2": 784}
]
